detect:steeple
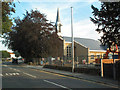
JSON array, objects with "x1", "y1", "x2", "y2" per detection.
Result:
[
  {"x1": 55, "y1": 8, "x2": 62, "y2": 36},
  {"x1": 56, "y1": 8, "x2": 60, "y2": 23}
]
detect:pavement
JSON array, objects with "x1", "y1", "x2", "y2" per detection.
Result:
[{"x1": 26, "y1": 65, "x2": 120, "y2": 88}]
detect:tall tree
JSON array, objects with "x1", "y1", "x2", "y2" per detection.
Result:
[
  {"x1": 13, "y1": 51, "x2": 20, "y2": 57},
  {"x1": 7, "y1": 10, "x2": 62, "y2": 63},
  {"x1": 0, "y1": 50, "x2": 10, "y2": 58},
  {"x1": 90, "y1": 2, "x2": 120, "y2": 48},
  {"x1": 2, "y1": 2, "x2": 15, "y2": 34}
]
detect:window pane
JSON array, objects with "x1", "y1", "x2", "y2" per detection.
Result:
[
  {"x1": 91, "y1": 55, "x2": 94, "y2": 59},
  {"x1": 97, "y1": 55, "x2": 100, "y2": 58}
]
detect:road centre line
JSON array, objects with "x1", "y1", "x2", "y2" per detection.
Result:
[
  {"x1": 44, "y1": 80, "x2": 71, "y2": 90},
  {"x1": 23, "y1": 72, "x2": 36, "y2": 78}
]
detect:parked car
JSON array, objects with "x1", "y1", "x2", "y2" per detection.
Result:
[{"x1": 12, "y1": 58, "x2": 18, "y2": 64}]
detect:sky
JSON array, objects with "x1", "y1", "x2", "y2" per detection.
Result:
[{"x1": 0, "y1": 0, "x2": 102, "y2": 52}]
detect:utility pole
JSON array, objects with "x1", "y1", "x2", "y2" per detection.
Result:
[{"x1": 71, "y1": 7, "x2": 74, "y2": 73}]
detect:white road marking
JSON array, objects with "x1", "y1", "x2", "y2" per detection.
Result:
[
  {"x1": 44, "y1": 80, "x2": 71, "y2": 90},
  {"x1": 15, "y1": 73, "x2": 20, "y2": 75},
  {"x1": 5, "y1": 73, "x2": 20, "y2": 76},
  {"x1": 9, "y1": 73, "x2": 13, "y2": 75},
  {"x1": 8, "y1": 67, "x2": 21, "y2": 72},
  {"x1": 12, "y1": 73, "x2": 16, "y2": 75},
  {"x1": 0, "y1": 74, "x2": 3, "y2": 76},
  {"x1": 3, "y1": 65, "x2": 7, "y2": 67},
  {"x1": 9, "y1": 68, "x2": 13, "y2": 70},
  {"x1": 13, "y1": 69, "x2": 20, "y2": 72},
  {"x1": 23, "y1": 72, "x2": 36, "y2": 78},
  {"x1": 5, "y1": 73, "x2": 9, "y2": 76}
]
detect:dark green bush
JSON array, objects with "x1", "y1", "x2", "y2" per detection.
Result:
[{"x1": 43, "y1": 65, "x2": 100, "y2": 75}]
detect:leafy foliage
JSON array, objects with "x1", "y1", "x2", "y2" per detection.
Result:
[
  {"x1": 13, "y1": 51, "x2": 20, "y2": 57},
  {"x1": 6, "y1": 10, "x2": 63, "y2": 63},
  {"x1": 0, "y1": 50, "x2": 10, "y2": 58},
  {"x1": 2, "y1": 2, "x2": 15, "y2": 34},
  {"x1": 90, "y1": 2, "x2": 120, "y2": 47}
]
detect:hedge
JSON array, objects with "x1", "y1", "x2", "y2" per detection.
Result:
[{"x1": 43, "y1": 65, "x2": 100, "y2": 76}]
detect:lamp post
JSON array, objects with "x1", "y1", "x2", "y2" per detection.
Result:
[{"x1": 71, "y1": 7, "x2": 74, "y2": 73}]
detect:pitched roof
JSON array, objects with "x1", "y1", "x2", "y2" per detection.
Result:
[
  {"x1": 63, "y1": 36, "x2": 107, "y2": 51},
  {"x1": 8, "y1": 52, "x2": 14, "y2": 54}
]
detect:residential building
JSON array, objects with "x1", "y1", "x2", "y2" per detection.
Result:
[{"x1": 9, "y1": 52, "x2": 16, "y2": 58}]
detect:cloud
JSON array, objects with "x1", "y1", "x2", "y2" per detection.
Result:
[
  {"x1": 15, "y1": 0, "x2": 99, "y2": 2},
  {"x1": 30, "y1": 2, "x2": 74, "y2": 22},
  {"x1": 62, "y1": 19, "x2": 102, "y2": 40},
  {"x1": 30, "y1": 2, "x2": 102, "y2": 40},
  {"x1": 22, "y1": 2, "x2": 102, "y2": 40}
]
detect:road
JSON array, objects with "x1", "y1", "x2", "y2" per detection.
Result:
[{"x1": 1, "y1": 61, "x2": 119, "y2": 89}]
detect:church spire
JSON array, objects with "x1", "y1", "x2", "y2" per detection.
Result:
[
  {"x1": 56, "y1": 8, "x2": 60, "y2": 22},
  {"x1": 55, "y1": 8, "x2": 62, "y2": 36}
]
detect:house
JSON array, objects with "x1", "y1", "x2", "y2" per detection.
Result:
[
  {"x1": 54, "y1": 8, "x2": 107, "y2": 64},
  {"x1": 9, "y1": 52, "x2": 16, "y2": 58}
]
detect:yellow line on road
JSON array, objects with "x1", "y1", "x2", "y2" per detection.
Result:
[
  {"x1": 36, "y1": 69, "x2": 119, "y2": 88},
  {"x1": 39, "y1": 70, "x2": 68, "y2": 78}
]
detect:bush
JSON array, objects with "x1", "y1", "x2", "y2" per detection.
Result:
[{"x1": 43, "y1": 65, "x2": 100, "y2": 76}]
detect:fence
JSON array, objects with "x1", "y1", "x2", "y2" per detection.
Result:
[
  {"x1": 27, "y1": 55, "x2": 120, "y2": 77},
  {"x1": 29, "y1": 55, "x2": 107, "y2": 68},
  {"x1": 101, "y1": 59, "x2": 120, "y2": 79}
]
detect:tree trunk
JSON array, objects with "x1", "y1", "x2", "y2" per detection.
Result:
[{"x1": 24, "y1": 58, "x2": 29, "y2": 63}]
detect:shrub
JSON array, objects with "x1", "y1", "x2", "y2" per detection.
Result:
[{"x1": 43, "y1": 65, "x2": 100, "y2": 75}]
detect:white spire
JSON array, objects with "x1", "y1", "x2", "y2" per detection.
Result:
[
  {"x1": 56, "y1": 8, "x2": 60, "y2": 22},
  {"x1": 55, "y1": 8, "x2": 62, "y2": 36}
]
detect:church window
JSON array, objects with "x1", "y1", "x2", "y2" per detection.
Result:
[
  {"x1": 97, "y1": 55, "x2": 100, "y2": 59},
  {"x1": 91, "y1": 55, "x2": 94, "y2": 59},
  {"x1": 66, "y1": 46, "x2": 72, "y2": 58}
]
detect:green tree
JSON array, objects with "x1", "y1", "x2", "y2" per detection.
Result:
[
  {"x1": 7, "y1": 10, "x2": 62, "y2": 63},
  {"x1": 2, "y1": 2, "x2": 15, "y2": 34},
  {"x1": 0, "y1": 50, "x2": 10, "y2": 58},
  {"x1": 13, "y1": 51, "x2": 20, "y2": 57},
  {"x1": 90, "y1": 2, "x2": 120, "y2": 48}
]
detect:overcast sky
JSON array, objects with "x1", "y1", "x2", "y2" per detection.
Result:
[{"x1": 0, "y1": 0, "x2": 102, "y2": 52}]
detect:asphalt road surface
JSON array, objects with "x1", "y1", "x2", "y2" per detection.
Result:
[{"x1": 1, "y1": 62, "x2": 119, "y2": 89}]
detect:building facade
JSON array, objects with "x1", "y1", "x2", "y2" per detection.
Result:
[{"x1": 55, "y1": 8, "x2": 107, "y2": 64}]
